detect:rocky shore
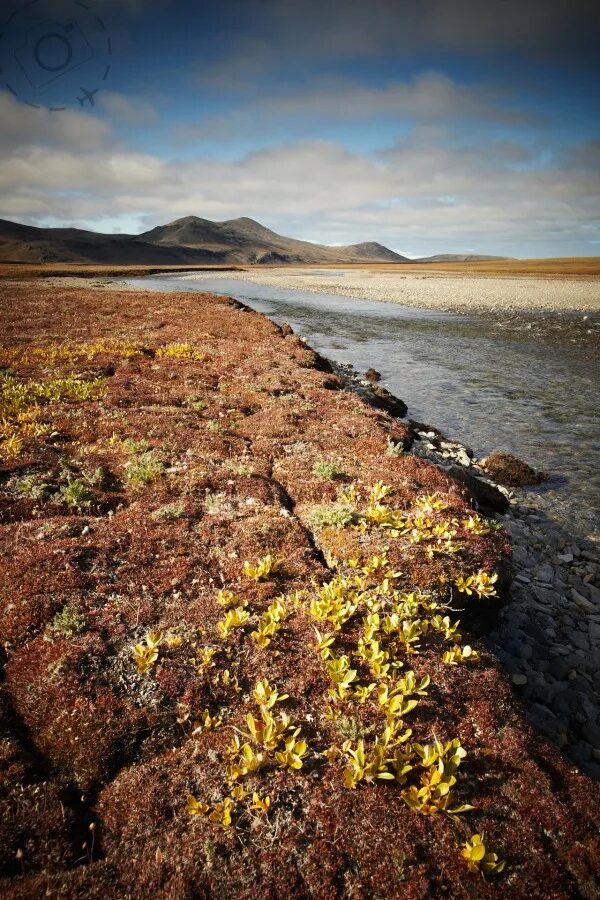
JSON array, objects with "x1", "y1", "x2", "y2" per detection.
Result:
[{"x1": 1, "y1": 278, "x2": 599, "y2": 897}]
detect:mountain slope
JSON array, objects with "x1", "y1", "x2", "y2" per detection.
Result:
[{"x1": 0, "y1": 216, "x2": 407, "y2": 265}]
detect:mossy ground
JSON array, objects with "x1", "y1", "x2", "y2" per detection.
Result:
[{"x1": 0, "y1": 281, "x2": 599, "y2": 898}]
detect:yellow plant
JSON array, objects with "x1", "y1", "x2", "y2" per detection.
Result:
[
  {"x1": 132, "y1": 630, "x2": 162, "y2": 674},
  {"x1": 165, "y1": 633, "x2": 183, "y2": 648},
  {"x1": 217, "y1": 606, "x2": 250, "y2": 638},
  {"x1": 216, "y1": 589, "x2": 246, "y2": 608},
  {"x1": 342, "y1": 739, "x2": 394, "y2": 789},
  {"x1": 252, "y1": 679, "x2": 289, "y2": 709},
  {"x1": 430, "y1": 615, "x2": 462, "y2": 642},
  {"x1": 414, "y1": 493, "x2": 449, "y2": 512},
  {"x1": 209, "y1": 797, "x2": 234, "y2": 827},
  {"x1": 275, "y1": 734, "x2": 309, "y2": 770},
  {"x1": 352, "y1": 683, "x2": 376, "y2": 704},
  {"x1": 377, "y1": 682, "x2": 419, "y2": 720},
  {"x1": 455, "y1": 571, "x2": 498, "y2": 598},
  {"x1": 197, "y1": 645, "x2": 218, "y2": 671},
  {"x1": 313, "y1": 628, "x2": 336, "y2": 659},
  {"x1": 220, "y1": 669, "x2": 241, "y2": 692},
  {"x1": 243, "y1": 553, "x2": 281, "y2": 580},
  {"x1": 369, "y1": 481, "x2": 393, "y2": 503},
  {"x1": 245, "y1": 710, "x2": 290, "y2": 750},
  {"x1": 187, "y1": 795, "x2": 210, "y2": 816},
  {"x1": 251, "y1": 596, "x2": 288, "y2": 648},
  {"x1": 155, "y1": 342, "x2": 205, "y2": 361},
  {"x1": 461, "y1": 834, "x2": 505, "y2": 876},
  {"x1": 470, "y1": 571, "x2": 498, "y2": 598},
  {"x1": 193, "y1": 709, "x2": 222, "y2": 732},
  {"x1": 250, "y1": 792, "x2": 271, "y2": 814},
  {"x1": 226, "y1": 740, "x2": 265, "y2": 782},
  {"x1": 251, "y1": 620, "x2": 277, "y2": 649},
  {"x1": 443, "y1": 645, "x2": 480, "y2": 665},
  {"x1": 463, "y1": 514, "x2": 491, "y2": 535}
]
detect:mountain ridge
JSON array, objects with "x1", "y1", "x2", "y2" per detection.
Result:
[{"x1": 0, "y1": 215, "x2": 509, "y2": 265}]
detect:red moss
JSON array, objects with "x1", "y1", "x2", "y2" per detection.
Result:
[{"x1": 0, "y1": 279, "x2": 598, "y2": 897}]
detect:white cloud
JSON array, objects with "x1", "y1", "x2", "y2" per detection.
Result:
[
  {"x1": 98, "y1": 91, "x2": 158, "y2": 125},
  {"x1": 1, "y1": 114, "x2": 598, "y2": 254},
  {"x1": 0, "y1": 91, "x2": 111, "y2": 152}
]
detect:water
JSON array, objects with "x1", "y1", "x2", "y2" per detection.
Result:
[{"x1": 127, "y1": 274, "x2": 600, "y2": 540}]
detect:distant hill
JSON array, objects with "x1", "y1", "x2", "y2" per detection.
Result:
[
  {"x1": 0, "y1": 215, "x2": 409, "y2": 265},
  {"x1": 416, "y1": 253, "x2": 512, "y2": 262}
]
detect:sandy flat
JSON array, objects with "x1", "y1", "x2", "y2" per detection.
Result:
[{"x1": 180, "y1": 268, "x2": 600, "y2": 313}]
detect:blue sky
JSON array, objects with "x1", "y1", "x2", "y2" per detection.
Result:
[{"x1": 0, "y1": 0, "x2": 599, "y2": 256}]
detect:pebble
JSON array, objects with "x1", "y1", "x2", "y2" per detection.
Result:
[
  {"x1": 481, "y1": 474, "x2": 600, "y2": 780},
  {"x1": 533, "y1": 562, "x2": 555, "y2": 584},
  {"x1": 570, "y1": 589, "x2": 595, "y2": 613}
]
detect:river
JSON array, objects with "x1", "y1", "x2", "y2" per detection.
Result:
[{"x1": 127, "y1": 273, "x2": 600, "y2": 541}]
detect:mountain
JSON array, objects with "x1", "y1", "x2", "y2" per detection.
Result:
[
  {"x1": 0, "y1": 216, "x2": 409, "y2": 265},
  {"x1": 136, "y1": 216, "x2": 410, "y2": 265}
]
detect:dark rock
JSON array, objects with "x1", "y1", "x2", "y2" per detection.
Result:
[
  {"x1": 364, "y1": 368, "x2": 382, "y2": 382},
  {"x1": 369, "y1": 385, "x2": 407, "y2": 418},
  {"x1": 280, "y1": 323, "x2": 294, "y2": 336},
  {"x1": 480, "y1": 451, "x2": 546, "y2": 487},
  {"x1": 446, "y1": 464, "x2": 509, "y2": 513}
]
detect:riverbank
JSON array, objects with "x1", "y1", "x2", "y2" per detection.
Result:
[
  {"x1": 2, "y1": 278, "x2": 600, "y2": 896},
  {"x1": 178, "y1": 268, "x2": 600, "y2": 313}
]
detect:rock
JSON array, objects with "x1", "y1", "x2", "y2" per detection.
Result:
[
  {"x1": 512, "y1": 674, "x2": 528, "y2": 686},
  {"x1": 480, "y1": 451, "x2": 546, "y2": 487},
  {"x1": 446, "y1": 465, "x2": 509, "y2": 514},
  {"x1": 528, "y1": 703, "x2": 558, "y2": 733},
  {"x1": 364, "y1": 368, "x2": 381, "y2": 382},
  {"x1": 280, "y1": 322, "x2": 294, "y2": 336},
  {"x1": 369, "y1": 384, "x2": 407, "y2": 418},
  {"x1": 557, "y1": 552, "x2": 574, "y2": 564},
  {"x1": 570, "y1": 589, "x2": 595, "y2": 613},
  {"x1": 582, "y1": 721, "x2": 600, "y2": 746},
  {"x1": 533, "y1": 563, "x2": 555, "y2": 585},
  {"x1": 512, "y1": 545, "x2": 529, "y2": 567}
]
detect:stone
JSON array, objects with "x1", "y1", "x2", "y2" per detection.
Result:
[
  {"x1": 533, "y1": 563, "x2": 555, "y2": 585},
  {"x1": 364, "y1": 368, "x2": 381, "y2": 382},
  {"x1": 512, "y1": 674, "x2": 528, "y2": 686},
  {"x1": 480, "y1": 451, "x2": 545, "y2": 487},
  {"x1": 528, "y1": 703, "x2": 558, "y2": 733},
  {"x1": 512, "y1": 545, "x2": 529, "y2": 567},
  {"x1": 582, "y1": 721, "x2": 600, "y2": 746},
  {"x1": 369, "y1": 384, "x2": 407, "y2": 418},
  {"x1": 532, "y1": 585, "x2": 558, "y2": 604},
  {"x1": 557, "y1": 552, "x2": 574, "y2": 564},
  {"x1": 446, "y1": 464, "x2": 509, "y2": 514},
  {"x1": 518, "y1": 643, "x2": 534, "y2": 661},
  {"x1": 571, "y1": 589, "x2": 594, "y2": 613},
  {"x1": 570, "y1": 632, "x2": 589, "y2": 652}
]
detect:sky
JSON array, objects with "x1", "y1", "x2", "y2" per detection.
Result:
[{"x1": 0, "y1": 0, "x2": 599, "y2": 257}]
